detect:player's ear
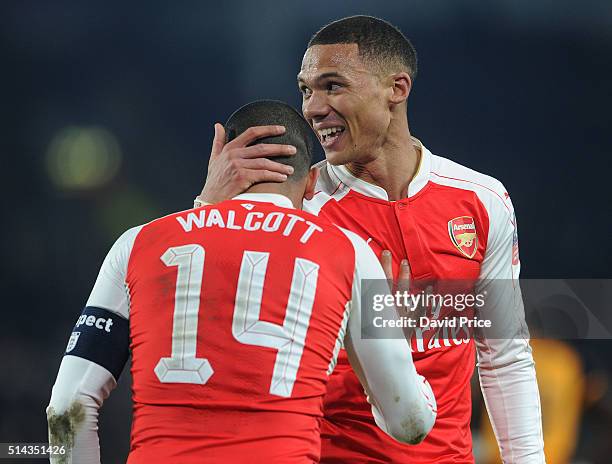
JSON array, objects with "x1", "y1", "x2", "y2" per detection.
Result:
[
  {"x1": 388, "y1": 71, "x2": 411, "y2": 107},
  {"x1": 303, "y1": 167, "x2": 320, "y2": 201}
]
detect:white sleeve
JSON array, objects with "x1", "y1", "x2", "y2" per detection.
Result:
[
  {"x1": 47, "y1": 226, "x2": 141, "y2": 463},
  {"x1": 47, "y1": 357, "x2": 115, "y2": 464},
  {"x1": 476, "y1": 189, "x2": 545, "y2": 463},
  {"x1": 338, "y1": 228, "x2": 437, "y2": 444},
  {"x1": 86, "y1": 225, "x2": 143, "y2": 318}
]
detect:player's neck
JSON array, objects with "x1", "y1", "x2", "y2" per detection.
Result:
[
  {"x1": 345, "y1": 120, "x2": 419, "y2": 201},
  {"x1": 244, "y1": 184, "x2": 303, "y2": 209}
]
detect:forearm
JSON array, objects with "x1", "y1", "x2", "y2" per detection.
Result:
[
  {"x1": 345, "y1": 322, "x2": 437, "y2": 445},
  {"x1": 478, "y1": 339, "x2": 545, "y2": 463},
  {"x1": 47, "y1": 356, "x2": 116, "y2": 464},
  {"x1": 369, "y1": 357, "x2": 437, "y2": 445},
  {"x1": 47, "y1": 399, "x2": 100, "y2": 464}
]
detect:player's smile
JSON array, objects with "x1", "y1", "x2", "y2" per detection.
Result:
[
  {"x1": 299, "y1": 43, "x2": 392, "y2": 166},
  {"x1": 314, "y1": 120, "x2": 347, "y2": 149}
]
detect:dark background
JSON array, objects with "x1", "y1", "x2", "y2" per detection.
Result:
[{"x1": 2, "y1": 1, "x2": 611, "y2": 462}]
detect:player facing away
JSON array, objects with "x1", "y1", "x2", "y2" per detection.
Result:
[
  {"x1": 47, "y1": 100, "x2": 437, "y2": 464},
  {"x1": 197, "y1": 16, "x2": 545, "y2": 464}
]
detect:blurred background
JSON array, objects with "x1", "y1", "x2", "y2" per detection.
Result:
[{"x1": 2, "y1": 1, "x2": 611, "y2": 462}]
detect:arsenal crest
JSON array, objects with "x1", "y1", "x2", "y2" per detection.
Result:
[{"x1": 448, "y1": 216, "x2": 478, "y2": 259}]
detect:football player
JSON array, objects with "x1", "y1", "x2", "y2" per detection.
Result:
[
  {"x1": 47, "y1": 100, "x2": 436, "y2": 463},
  {"x1": 196, "y1": 16, "x2": 545, "y2": 464}
]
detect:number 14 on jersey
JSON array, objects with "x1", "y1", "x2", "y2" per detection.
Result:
[{"x1": 154, "y1": 244, "x2": 320, "y2": 398}]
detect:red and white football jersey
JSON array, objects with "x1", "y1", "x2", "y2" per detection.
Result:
[
  {"x1": 72, "y1": 192, "x2": 435, "y2": 464},
  {"x1": 123, "y1": 194, "x2": 354, "y2": 463},
  {"x1": 305, "y1": 139, "x2": 544, "y2": 463}
]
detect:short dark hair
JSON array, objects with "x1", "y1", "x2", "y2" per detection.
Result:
[
  {"x1": 225, "y1": 100, "x2": 315, "y2": 181},
  {"x1": 308, "y1": 15, "x2": 417, "y2": 80}
]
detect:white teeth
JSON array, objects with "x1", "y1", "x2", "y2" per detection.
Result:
[{"x1": 317, "y1": 126, "x2": 344, "y2": 140}]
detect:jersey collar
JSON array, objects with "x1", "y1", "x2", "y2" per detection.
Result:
[
  {"x1": 232, "y1": 193, "x2": 295, "y2": 209},
  {"x1": 326, "y1": 137, "x2": 432, "y2": 200}
]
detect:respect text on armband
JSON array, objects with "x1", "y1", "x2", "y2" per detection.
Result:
[
  {"x1": 63, "y1": 306, "x2": 130, "y2": 379},
  {"x1": 75, "y1": 313, "x2": 114, "y2": 332}
]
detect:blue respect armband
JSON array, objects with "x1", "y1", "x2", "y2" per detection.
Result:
[{"x1": 64, "y1": 306, "x2": 129, "y2": 380}]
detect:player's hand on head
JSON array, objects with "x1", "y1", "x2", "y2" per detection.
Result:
[{"x1": 198, "y1": 123, "x2": 297, "y2": 203}]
